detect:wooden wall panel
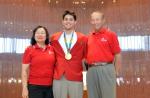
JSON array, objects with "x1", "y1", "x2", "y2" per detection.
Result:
[{"x1": 0, "y1": 0, "x2": 150, "y2": 98}]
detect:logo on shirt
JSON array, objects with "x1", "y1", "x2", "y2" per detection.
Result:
[
  {"x1": 101, "y1": 37, "x2": 107, "y2": 42},
  {"x1": 48, "y1": 51, "x2": 54, "y2": 55}
]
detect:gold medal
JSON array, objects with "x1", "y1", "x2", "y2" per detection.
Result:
[
  {"x1": 63, "y1": 32, "x2": 74, "y2": 60},
  {"x1": 65, "y1": 53, "x2": 72, "y2": 60}
]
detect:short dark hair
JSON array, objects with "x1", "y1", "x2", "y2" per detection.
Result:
[
  {"x1": 62, "y1": 10, "x2": 77, "y2": 21},
  {"x1": 31, "y1": 26, "x2": 49, "y2": 45}
]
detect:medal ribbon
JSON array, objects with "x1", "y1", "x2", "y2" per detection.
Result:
[{"x1": 64, "y1": 32, "x2": 74, "y2": 53}]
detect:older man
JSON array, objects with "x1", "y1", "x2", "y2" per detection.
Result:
[{"x1": 86, "y1": 11, "x2": 121, "y2": 98}]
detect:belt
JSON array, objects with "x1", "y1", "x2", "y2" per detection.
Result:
[{"x1": 89, "y1": 62, "x2": 113, "y2": 67}]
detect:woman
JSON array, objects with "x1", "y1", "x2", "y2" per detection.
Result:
[{"x1": 21, "y1": 26, "x2": 55, "y2": 98}]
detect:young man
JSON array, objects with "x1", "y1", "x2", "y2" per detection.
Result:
[
  {"x1": 50, "y1": 10, "x2": 87, "y2": 98},
  {"x1": 86, "y1": 11, "x2": 122, "y2": 98}
]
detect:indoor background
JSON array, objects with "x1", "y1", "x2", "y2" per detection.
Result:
[{"x1": 0, "y1": 0, "x2": 150, "y2": 98}]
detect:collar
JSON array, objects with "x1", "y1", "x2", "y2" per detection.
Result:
[
  {"x1": 33, "y1": 44, "x2": 49, "y2": 50},
  {"x1": 92, "y1": 27, "x2": 108, "y2": 35}
]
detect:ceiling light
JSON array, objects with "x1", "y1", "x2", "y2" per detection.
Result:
[
  {"x1": 101, "y1": 1, "x2": 104, "y2": 4},
  {"x1": 113, "y1": 0, "x2": 116, "y2": 3},
  {"x1": 73, "y1": 1, "x2": 80, "y2": 5},
  {"x1": 81, "y1": 1, "x2": 86, "y2": 4}
]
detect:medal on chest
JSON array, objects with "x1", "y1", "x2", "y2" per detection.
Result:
[{"x1": 64, "y1": 32, "x2": 74, "y2": 60}]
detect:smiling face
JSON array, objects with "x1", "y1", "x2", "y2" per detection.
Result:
[
  {"x1": 91, "y1": 12, "x2": 105, "y2": 30},
  {"x1": 62, "y1": 14, "x2": 77, "y2": 30},
  {"x1": 34, "y1": 27, "x2": 46, "y2": 43}
]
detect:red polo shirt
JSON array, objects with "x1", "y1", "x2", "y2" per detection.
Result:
[
  {"x1": 22, "y1": 44, "x2": 55, "y2": 86},
  {"x1": 87, "y1": 28, "x2": 121, "y2": 64}
]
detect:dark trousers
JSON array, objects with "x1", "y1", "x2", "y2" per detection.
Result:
[{"x1": 28, "y1": 84, "x2": 53, "y2": 98}]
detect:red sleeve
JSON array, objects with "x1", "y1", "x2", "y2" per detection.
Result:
[
  {"x1": 22, "y1": 46, "x2": 32, "y2": 64},
  {"x1": 110, "y1": 32, "x2": 121, "y2": 54},
  {"x1": 83, "y1": 35, "x2": 88, "y2": 59},
  {"x1": 50, "y1": 45, "x2": 56, "y2": 64}
]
